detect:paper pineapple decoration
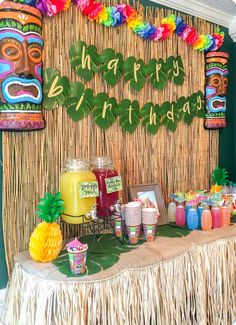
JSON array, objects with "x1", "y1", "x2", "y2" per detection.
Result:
[
  {"x1": 29, "y1": 192, "x2": 64, "y2": 262},
  {"x1": 210, "y1": 167, "x2": 229, "y2": 193}
]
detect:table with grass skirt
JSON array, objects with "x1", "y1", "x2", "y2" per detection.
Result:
[{"x1": 2, "y1": 222, "x2": 236, "y2": 325}]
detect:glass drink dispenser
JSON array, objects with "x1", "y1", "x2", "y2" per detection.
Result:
[
  {"x1": 92, "y1": 156, "x2": 122, "y2": 218},
  {"x1": 60, "y1": 159, "x2": 98, "y2": 224}
]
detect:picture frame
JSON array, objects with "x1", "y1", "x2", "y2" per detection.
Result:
[{"x1": 128, "y1": 183, "x2": 168, "y2": 226}]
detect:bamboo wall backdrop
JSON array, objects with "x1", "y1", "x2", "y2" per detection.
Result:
[{"x1": 2, "y1": 2, "x2": 219, "y2": 271}]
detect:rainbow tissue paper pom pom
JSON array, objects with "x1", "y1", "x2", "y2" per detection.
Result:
[{"x1": 36, "y1": 0, "x2": 224, "y2": 52}]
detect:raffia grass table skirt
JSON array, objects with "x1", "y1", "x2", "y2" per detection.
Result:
[{"x1": 2, "y1": 225, "x2": 236, "y2": 325}]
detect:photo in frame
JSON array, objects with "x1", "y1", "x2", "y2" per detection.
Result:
[{"x1": 128, "y1": 183, "x2": 168, "y2": 225}]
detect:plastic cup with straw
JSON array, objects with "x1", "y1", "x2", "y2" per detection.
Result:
[{"x1": 66, "y1": 238, "x2": 88, "y2": 275}]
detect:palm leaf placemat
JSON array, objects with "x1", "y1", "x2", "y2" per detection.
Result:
[
  {"x1": 158, "y1": 224, "x2": 190, "y2": 237},
  {"x1": 53, "y1": 234, "x2": 143, "y2": 277},
  {"x1": 53, "y1": 225, "x2": 194, "y2": 277}
]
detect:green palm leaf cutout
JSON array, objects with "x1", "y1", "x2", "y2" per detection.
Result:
[
  {"x1": 175, "y1": 96, "x2": 193, "y2": 126},
  {"x1": 141, "y1": 102, "x2": 161, "y2": 134},
  {"x1": 114, "y1": 99, "x2": 140, "y2": 133},
  {"x1": 98, "y1": 48, "x2": 124, "y2": 86},
  {"x1": 69, "y1": 40, "x2": 99, "y2": 81},
  {"x1": 145, "y1": 59, "x2": 168, "y2": 90},
  {"x1": 191, "y1": 91, "x2": 205, "y2": 118},
  {"x1": 160, "y1": 101, "x2": 180, "y2": 132},
  {"x1": 166, "y1": 56, "x2": 185, "y2": 86},
  {"x1": 64, "y1": 82, "x2": 93, "y2": 122},
  {"x1": 92, "y1": 93, "x2": 117, "y2": 130},
  {"x1": 53, "y1": 234, "x2": 141, "y2": 277},
  {"x1": 43, "y1": 68, "x2": 69, "y2": 110},
  {"x1": 124, "y1": 57, "x2": 146, "y2": 91},
  {"x1": 158, "y1": 224, "x2": 190, "y2": 237}
]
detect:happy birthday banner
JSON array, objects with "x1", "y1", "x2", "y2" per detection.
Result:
[
  {"x1": 43, "y1": 69, "x2": 204, "y2": 134},
  {"x1": 69, "y1": 40, "x2": 185, "y2": 89}
]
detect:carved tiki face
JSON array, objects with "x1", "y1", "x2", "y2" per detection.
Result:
[
  {"x1": 205, "y1": 51, "x2": 229, "y2": 129},
  {"x1": 0, "y1": 1, "x2": 45, "y2": 130}
]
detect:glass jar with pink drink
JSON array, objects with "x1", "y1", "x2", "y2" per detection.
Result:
[
  {"x1": 92, "y1": 156, "x2": 122, "y2": 218},
  {"x1": 175, "y1": 202, "x2": 186, "y2": 227}
]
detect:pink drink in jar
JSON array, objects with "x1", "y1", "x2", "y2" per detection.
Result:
[
  {"x1": 211, "y1": 206, "x2": 221, "y2": 228},
  {"x1": 92, "y1": 157, "x2": 120, "y2": 218},
  {"x1": 175, "y1": 203, "x2": 186, "y2": 227}
]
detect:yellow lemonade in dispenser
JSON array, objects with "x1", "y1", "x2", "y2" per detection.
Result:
[{"x1": 60, "y1": 159, "x2": 97, "y2": 224}]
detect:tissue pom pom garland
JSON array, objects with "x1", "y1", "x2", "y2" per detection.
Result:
[
  {"x1": 35, "y1": 0, "x2": 224, "y2": 52},
  {"x1": 36, "y1": 0, "x2": 71, "y2": 16}
]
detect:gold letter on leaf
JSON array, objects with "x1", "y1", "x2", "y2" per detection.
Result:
[
  {"x1": 167, "y1": 104, "x2": 174, "y2": 122},
  {"x1": 81, "y1": 46, "x2": 91, "y2": 70},
  {"x1": 107, "y1": 58, "x2": 119, "y2": 75},
  {"x1": 102, "y1": 101, "x2": 112, "y2": 118},
  {"x1": 173, "y1": 60, "x2": 180, "y2": 77},
  {"x1": 183, "y1": 101, "x2": 190, "y2": 114},
  {"x1": 134, "y1": 63, "x2": 141, "y2": 83},
  {"x1": 76, "y1": 93, "x2": 85, "y2": 111},
  {"x1": 149, "y1": 106, "x2": 157, "y2": 125},
  {"x1": 48, "y1": 76, "x2": 63, "y2": 98},
  {"x1": 155, "y1": 63, "x2": 162, "y2": 82}
]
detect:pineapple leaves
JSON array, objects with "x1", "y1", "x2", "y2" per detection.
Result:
[
  {"x1": 70, "y1": 41, "x2": 99, "y2": 81},
  {"x1": 64, "y1": 82, "x2": 93, "y2": 122},
  {"x1": 36, "y1": 192, "x2": 64, "y2": 223},
  {"x1": 43, "y1": 68, "x2": 70, "y2": 110},
  {"x1": 211, "y1": 167, "x2": 229, "y2": 186}
]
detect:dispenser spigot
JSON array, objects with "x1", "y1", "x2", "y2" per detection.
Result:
[
  {"x1": 110, "y1": 199, "x2": 122, "y2": 217},
  {"x1": 86, "y1": 204, "x2": 98, "y2": 221}
]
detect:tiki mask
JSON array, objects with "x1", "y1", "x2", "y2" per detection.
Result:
[
  {"x1": 0, "y1": 1, "x2": 45, "y2": 131},
  {"x1": 205, "y1": 51, "x2": 229, "y2": 129}
]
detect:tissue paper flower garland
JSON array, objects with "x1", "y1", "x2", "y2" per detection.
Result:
[
  {"x1": 35, "y1": 0, "x2": 224, "y2": 52},
  {"x1": 36, "y1": 0, "x2": 71, "y2": 16}
]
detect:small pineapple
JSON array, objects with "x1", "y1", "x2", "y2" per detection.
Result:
[
  {"x1": 29, "y1": 192, "x2": 64, "y2": 262},
  {"x1": 210, "y1": 167, "x2": 229, "y2": 193}
]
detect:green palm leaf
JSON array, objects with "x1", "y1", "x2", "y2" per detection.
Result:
[
  {"x1": 70, "y1": 41, "x2": 99, "y2": 81},
  {"x1": 141, "y1": 102, "x2": 161, "y2": 134},
  {"x1": 64, "y1": 82, "x2": 93, "y2": 122},
  {"x1": 53, "y1": 234, "x2": 140, "y2": 277},
  {"x1": 99, "y1": 48, "x2": 124, "y2": 86},
  {"x1": 92, "y1": 93, "x2": 117, "y2": 130},
  {"x1": 191, "y1": 91, "x2": 205, "y2": 118},
  {"x1": 43, "y1": 68, "x2": 69, "y2": 110},
  {"x1": 145, "y1": 59, "x2": 168, "y2": 90},
  {"x1": 124, "y1": 57, "x2": 146, "y2": 91},
  {"x1": 114, "y1": 99, "x2": 140, "y2": 133},
  {"x1": 160, "y1": 101, "x2": 180, "y2": 132},
  {"x1": 166, "y1": 56, "x2": 185, "y2": 86}
]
